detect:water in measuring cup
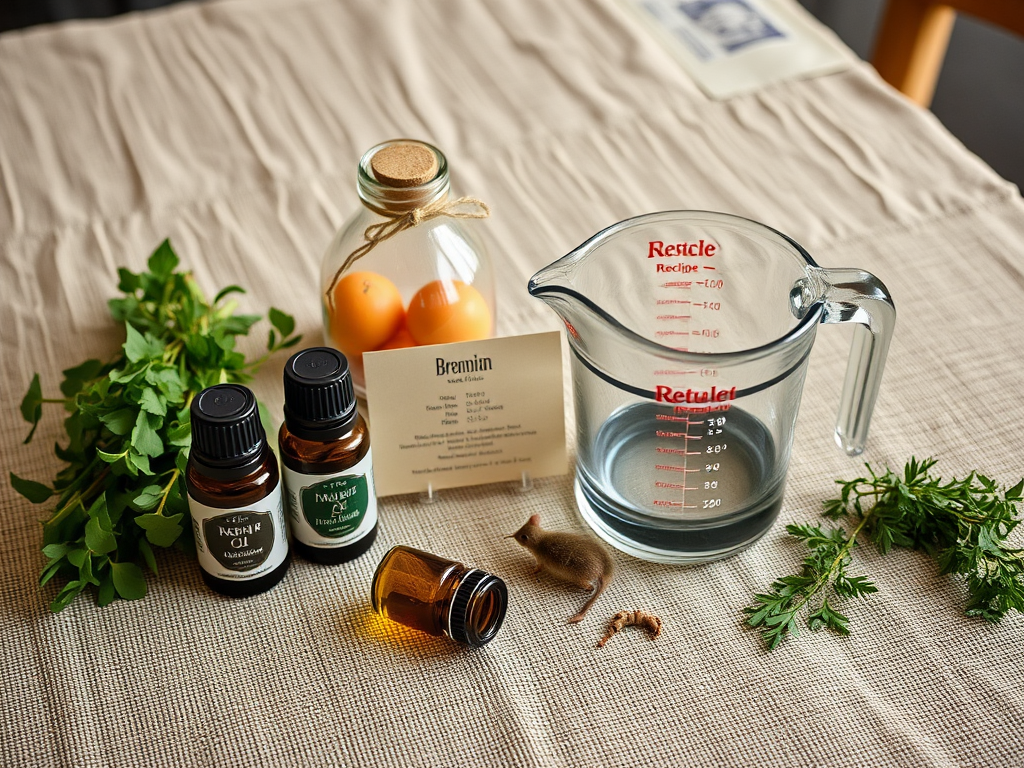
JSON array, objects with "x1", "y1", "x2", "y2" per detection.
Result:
[{"x1": 576, "y1": 401, "x2": 785, "y2": 562}]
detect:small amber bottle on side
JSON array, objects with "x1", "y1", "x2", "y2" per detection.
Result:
[
  {"x1": 371, "y1": 545, "x2": 509, "y2": 647},
  {"x1": 186, "y1": 384, "x2": 291, "y2": 598},
  {"x1": 279, "y1": 347, "x2": 379, "y2": 565}
]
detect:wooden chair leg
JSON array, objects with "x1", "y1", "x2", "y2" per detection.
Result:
[{"x1": 872, "y1": 0, "x2": 957, "y2": 107}]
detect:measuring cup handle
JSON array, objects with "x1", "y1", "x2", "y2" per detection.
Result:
[{"x1": 817, "y1": 267, "x2": 896, "y2": 456}]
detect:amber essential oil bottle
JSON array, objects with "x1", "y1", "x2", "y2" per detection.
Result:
[
  {"x1": 371, "y1": 545, "x2": 509, "y2": 647},
  {"x1": 185, "y1": 384, "x2": 291, "y2": 597},
  {"x1": 279, "y1": 347, "x2": 378, "y2": 565}
]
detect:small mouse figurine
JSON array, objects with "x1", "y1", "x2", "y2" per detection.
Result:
[{"x1": 507, "y1": 514, "x2": 614, "y2": 623}]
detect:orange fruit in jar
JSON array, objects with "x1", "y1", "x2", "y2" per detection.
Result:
[
  {"x1": 378, "y1": 324, "x2": 417, "y2": 350},
  {"x1": 406, "y1": 280, "x2": 492, "y2": 346},
  {"x1": 328, "y1": 271, "x2": 405, "y2": 355}
]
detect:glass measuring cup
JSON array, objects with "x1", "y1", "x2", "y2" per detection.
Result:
[{"x1": 529, "y1": 211, "x2": 895, "y2": 563}]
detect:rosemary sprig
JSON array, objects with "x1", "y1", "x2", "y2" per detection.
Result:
[{"x1": 745, "y1": 458, "x2": 1024, "y2": 650}]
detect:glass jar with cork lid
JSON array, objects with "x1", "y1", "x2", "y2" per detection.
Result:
[{"x1": 320, "y1": 139, "x2": 495, "y2": 396}]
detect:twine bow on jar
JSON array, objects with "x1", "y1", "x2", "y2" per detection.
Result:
[{"x1": 325, "y1": 196, "x2": 490, "y2": 308}]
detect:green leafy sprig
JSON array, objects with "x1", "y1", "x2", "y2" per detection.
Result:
[
  {"x1": 745, "y1": 458, "x2": 1024, "y2": 650},
  {"x1": 10, "y1": 240, "x2": 300, "y2": 612}
]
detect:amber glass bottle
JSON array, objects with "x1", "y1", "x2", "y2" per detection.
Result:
[
  {"x1": 279, "y1": 347, "x2": 378, "y2": 565},
  {"x1": 371, "y1": 545, "x2": 508, "y2": 647},
  {"x1": 185, "y1": 384, "x2": 290, "y2": 597}
]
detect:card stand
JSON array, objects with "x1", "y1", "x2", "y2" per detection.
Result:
[
  {"x1": 513, "y1": 471, "x2": 533, "y2": 494},
  {"x1": 418, "y1": 482, "x2": 440, "y2": 505},
  {"x1": 417, "y1": 474, "x2": 533, "y2": 503}
]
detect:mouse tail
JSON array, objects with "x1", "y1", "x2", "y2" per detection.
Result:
[{"x1": 568, "y1": 574, "x2": 609, "y2": 624}]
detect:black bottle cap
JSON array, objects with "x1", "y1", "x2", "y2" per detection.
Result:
[
  {"x1": 283, "y1": 347, "x2": 357, "y2": 441},
  {"x1": 190, "y1": 384, "x2": 266, "y2": 469},
  {"x1": 448, "y1": 570, "x2": 509, "y2": 647}
]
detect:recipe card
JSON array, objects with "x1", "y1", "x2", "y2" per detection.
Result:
[{"x1": 363, "y1": 332, "x2": 567, "y2": 496}]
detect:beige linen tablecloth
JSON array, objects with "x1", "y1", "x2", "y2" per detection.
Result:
[{"x1": 2, "y1": 1, "x2": 1023, "y2": 766}]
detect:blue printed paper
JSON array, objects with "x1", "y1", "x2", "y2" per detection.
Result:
[{"x1": 622, "y1": 0, "x2": 852, "y2": 98}]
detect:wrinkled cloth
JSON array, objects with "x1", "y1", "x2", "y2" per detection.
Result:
[{"x1": 2, "y1": 1, "x2": 1023, "y2": 766}]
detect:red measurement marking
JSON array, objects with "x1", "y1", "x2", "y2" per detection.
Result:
[
  {"x1": 655, "y1": 430, "x2": 687, "y2": 438},
  {"x1": 656, "y1": 299, "x2": 691, "y2": 305},
  {"x1": 659, "y1": 417, "x2": 700, "y2": 430},
  {"x1": 656, "y1": 481, "x2": 687, "y2": 490},
  {"x1": 671, "y1": 404, "x2": 731, "y2": 414},
  {"x1": 662, "y1": 281, "x2": 692, "y2": 288},
  {"x1": 655, "y1": 464, "x2": 686, "y2": 472},
  {"x1": 656, "y1": 315, "x2": 692, "y2": 321},
  {"x1": 656, "y1": 330, "x2": 690, "y2": 337},
  {"x1": 703, "y1": 266, "x2": 716, "y2": 270},
  {"x1": 656, "y1": 447, "x2": 690, "y2": 456},
  {"x1": 653, "y1": 500, "x2": 684, "y2": 507},
  {"x1": 653, "y1": 370, "x2": 696, "y2": 376}
]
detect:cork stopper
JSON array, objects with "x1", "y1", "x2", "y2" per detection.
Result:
[{"x1": 370, "y1": 143, "x2": 439, "y2": 188}]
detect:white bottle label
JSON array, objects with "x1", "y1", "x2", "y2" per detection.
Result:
[
  {"x1": 187, "y1": 483, "x2": 289, "y2": 581},
  {"x1": 282, "y1": 449, "x2": 378, "y2": 549}
]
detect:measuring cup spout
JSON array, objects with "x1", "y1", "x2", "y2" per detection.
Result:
[
  {"x1": 527, "y1": 253, "x2": 589, "y2": 320},
  {"x1": 528, "y1": 253, "x2": 613, "y2": 367},
  {"x1": 527, "y1": 262, "x2": 573, "y2": 316}
]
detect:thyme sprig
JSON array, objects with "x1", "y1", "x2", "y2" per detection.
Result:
[
  {"x1": 746, "y1": 458, "x2": 1024, "y2": 650},
  {"x1": 10, "y1": 240, "x2": 301, "y2": 611}
]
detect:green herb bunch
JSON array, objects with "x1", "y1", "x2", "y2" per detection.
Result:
[
  {"x1": 745, "y1": 458, "x2": 1024, "y2": 650},
  {"x1": 10, "y1": 241, "x2": 301, "y2": 612}
]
